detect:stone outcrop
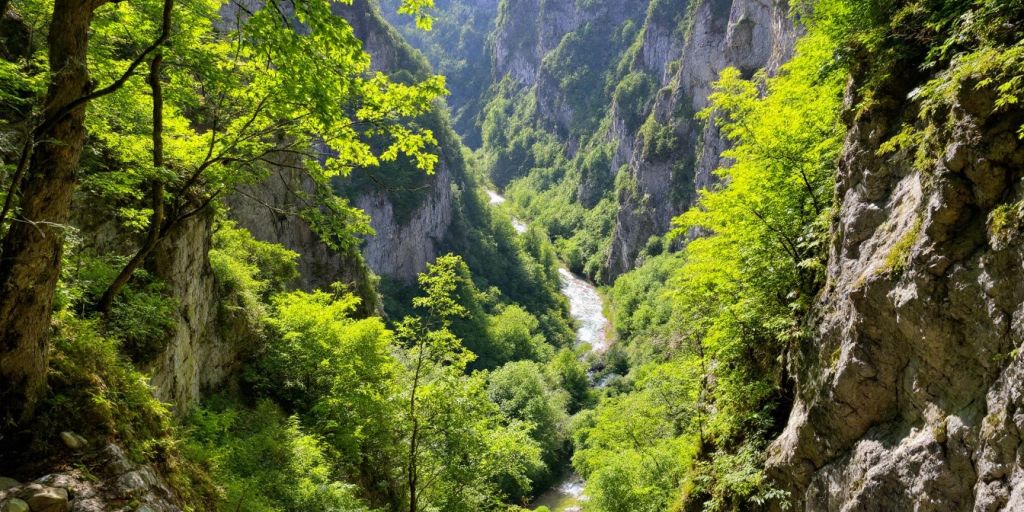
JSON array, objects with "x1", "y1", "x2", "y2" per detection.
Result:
[
  {"x1": 0, "y1": 444, "x2": 185, "y2": 511},
  {"x1": 234, "y1": 0, "x2": 458, "y2": 286},
  {"x1": 492, "y1": 0, "x2": 577, "y2": 86},
  {"x1": 492, "y1": 0, "x2": 647, "y2": 139},
  {"x1": 354, "y1": 162, "x2": 455, "y2": 283},
  {"x1": 148, "y1": 211, "x2": 245, "y2": 412},
  {"x1": 606, "y1": 0, "x2": 797, "y2": 279},
  {"x1": 766, "y1": 32, "x2": 1024, "y2": 512}
]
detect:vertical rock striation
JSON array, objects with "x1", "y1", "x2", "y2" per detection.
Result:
[
  {"x1": 606, "y1": 0, "x2": 797, "y2": 279},
  {"x1": 766, "y1": 18, "x2": 1024, "y2": 510}
]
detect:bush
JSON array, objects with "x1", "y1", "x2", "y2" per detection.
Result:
[
  {"x1": 184, "y1": 399, "x2": 370, "y2": 512},
  {"x1": 612, "y1": 72, "x2": 655, "y2": 132},
  {"x1": 249, "y1": 289, "x2": 398, "y2": 462},
  {"x1": 59, "y1": 251, "x2": 177, "y2": 363}
]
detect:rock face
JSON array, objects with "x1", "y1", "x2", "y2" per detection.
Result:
[
  {"x1": 493, "y1": 0, "x2": 647, "y2": 135},
  {"x1": 234, "y1": 0, "x2": 459, "y2": 286},
  {"x1": 605, "y1": 0, "x2": 797, "y2": 279},
  {"x1": 228, "y1": 165, "x2": 381, "y2": 311},
  {"x1": 148, "y1": 212, "x2": 246, "y2": 412},
  {"x1": 492, "y1": 0, "x2": 577, "y2": 86},
  {"x1": 72, "y1": 203, "x2": 242, "y2": 413},
  {"x1": 334, "y1": 2, "x2": 463, "y2": 283},
  {"x1": 353, "y1": 162, "x2": 455, "y2": 283},
  {"x1": 766, "y1": 31, "x2": 1024, "y2": 512},
  {"x1": 0, "y1": 444, "x2": 184, "y2": 511}
]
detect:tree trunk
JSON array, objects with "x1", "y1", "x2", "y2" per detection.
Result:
[
  {"x1": 97, "y1": 51, "x2": 167, "y2": 315},
  {"x1": 0, "y1": 0, "x2": 97, "y2": 430}
]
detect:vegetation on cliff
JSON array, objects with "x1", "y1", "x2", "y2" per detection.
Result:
[{"x1": 1, "y1": 0, "x2": 1022, "y2": 511}]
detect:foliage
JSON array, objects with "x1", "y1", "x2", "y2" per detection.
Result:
[
  {"x1": 250, "y1": 289, "x2": 397, "y2": 465},
  {"x1": 398, "y1": 254, "x2": 545, "y2": 511},
  {"x1": 380, "y1": 0, "x2": 498, "y2": 145},
  {"x1": 577, "y1": 7, "x2": 847, "y2": 510},
  {"x1": 613, "y1": 72, "x2": 655, "y2": 132},
  {"x1": 488, "y1": 305, "x2": 555, "y2": 363},
  {"x1": 547, "y1": 348, "x2": 594, "y2": 414},
  {"x1": 34, "y1": 312, "x2": 216, "y2": 506},
  {"x1": 606, "y1": 252, "x2": 680, "y2": 365},
  {"x1": 57, "y1": 248, "x2": 177, "y2": 363},
  {"x1": 573, "y1": 361, "x2": 704, "y2": 512},
  {"x1": 185, "y1": 399, "x2": 371, "y2": 512},
  {"x1": 488, "y1": 361, "x2": 570, "y2": 478},
  {"x1": 210, "y1": 221, "x2": 299, "y2": 327}
]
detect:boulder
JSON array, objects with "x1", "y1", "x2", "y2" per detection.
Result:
[
  {"x1": 59, "y1": 432, "x2": 87, "y2": 451},
  {"x1": 19, "y1": 484, "x2": 68, "y2": 512},
  {"x1": 1, "y1": 499, "x2": 29, "y2": 512}
]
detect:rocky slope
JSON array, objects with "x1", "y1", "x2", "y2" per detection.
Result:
[
  {"x1": 606, "y1": 0, "x2": 797, "y2": 278},
  {"x1": 233, "y1": 0, "x2": 458, "y2": 287},
  {"x1": 473, "y1": 0, "x2": 797, "y2": 281},
  {"x1": 766, "y1": 9, "x2": 1024, "y2": 511},
  {"x1": 70, "y1": 0, "x2": 468, "y2": 414}
]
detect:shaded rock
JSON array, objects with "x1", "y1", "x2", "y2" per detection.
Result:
[
  {"x1": 19, "y1": 484, "x2": 67, "y2": 512},
  {"x1": 0, "y1": 478, "x2": 19, "y2": 491},
  {"x1": 117, "y1": 468, "x2": 159, "y2": 495},
  {"x1": 1, "y1": 499, "x2": 29, "y2": 512},
  {"x1": 59, "y1": 432, "x2": 87, "y2": 451}
]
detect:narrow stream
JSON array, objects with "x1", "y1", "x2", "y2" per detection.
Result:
[
  {"x1": 486, "y1": 189, "x2": 528, "y2": 234},
  {"x1": 486, "y1": 189, "x2": 609, "y2": 512}
]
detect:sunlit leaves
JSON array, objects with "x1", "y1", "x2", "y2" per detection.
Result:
[
  {"x1": 397, "y1": 0, "x2": 436, "y2": 30},
  {"x1": 25, "y1": 0, "x2": 448, "y2": 248}
]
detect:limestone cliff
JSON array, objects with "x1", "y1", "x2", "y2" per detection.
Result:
[
  {"x1": 229, "y1": 0, "x2": 460, "y2": 289},
  {"x1": 492, "y1": 0, "x2": 578, "y2": 87},
  {"x1": 766, "y1": 8, "x2": 1024, "y2": 510},
  {"x1": 606, "y1": 0, "x2": 797, "y2": 279}
]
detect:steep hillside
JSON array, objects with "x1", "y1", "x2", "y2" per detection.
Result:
[
  {"x1": 0, "y1": 1, "x2": 576, "y2": 510},
  {"x1": 606, "y1": 0, "x2": 797, "y2": 279},
  {"x1": 379, "y1": 0, "x2": 499, "y2": 147},
  {"x1": 473, "y1": 0, "x2": 796, "y2": 282},
  {"x1": 767, "y1": 2, "x2": 1024, "y2": 509},
  {"x1": 2, "y1": 1, "x2": 1023, "y2": 511}
]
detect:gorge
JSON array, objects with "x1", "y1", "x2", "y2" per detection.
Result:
[{"x1": 0, "y1": 0, "x2": 1023, "y2": 511}]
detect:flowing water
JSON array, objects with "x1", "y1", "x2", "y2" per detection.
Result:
[
  {"x1": 528, "y1": 472, "x2": 586, "y2": 512},
  {"x1": 486, "y1": 189, "x2": 528, "y2": 233},
  {"x1": 558, "y1": 268, "x2": 610, "y2": 353},
  {"x1": 486, "y1": 189, "x2": 610, "y2": 511}
]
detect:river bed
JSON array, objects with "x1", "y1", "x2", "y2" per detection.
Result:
[
  {"x1": 486, "y1": 189, "x2": 528, "y2": 233},
  {"x1": 486, "y1": 189, "x2": 609, "y2": 511},
  {"x1": 528, "y1": 472, "x2": 585, "y2": 512}
]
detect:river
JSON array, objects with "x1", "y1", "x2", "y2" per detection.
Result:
[
  {"x1": 486, "y1": 189, "x2": 609, "y2": 512},
  {"x1": 486, "y1": 189, "x2": 528, "y2": 234}
]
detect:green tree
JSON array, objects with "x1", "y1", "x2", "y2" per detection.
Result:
[
  {"x1": 488, "y1": 360, "x2": 569, "y2": 491},
  {"x1": 547, "y1": 348, "x2": 592, "y2": 413},
  {"x1": 398, "y1": 255, "x2": 542, "y2": 512},
  {"x1": 0, "y1": 0, "x2": 442, "y2": 430},
  {"x1": 252, "y1": 289, "x2": 398, "y2": 470},
  {"x1": 487, "y1": 305, "x2": 552, "y2": 363}
]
